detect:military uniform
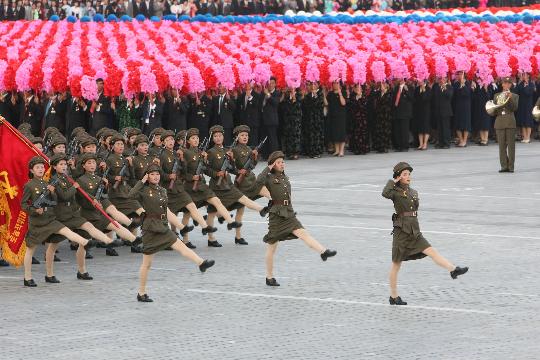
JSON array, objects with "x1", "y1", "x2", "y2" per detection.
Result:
[
  {"x1": 232, "y1": 126, "x2": 263, "y2": 200},
  {"x1": 131, "y1": 135, "x2": 155, "y2": 181},
  {"x1": 493, "y1": 85, "x2": 519, "y2": 172},
  {"x1": 76, "y1": 154, "x2": 114, "y2": 231},
  {"x1": 128, "y1": 179, "x2": 178, "y2": 255},
  {"x1": 21, "y1": 158, "x2": 65, "y2": 247},
  {"x1": 381, "y1": 162, "x2": 430, "y2": 262},
  {"x1": 205, "y1": 126, "x2": 244, "y2": 211},
  {"x1": 159, "y1": 145, "x2": 193, "y2": 214},
  {"x1": 106, "y1": 136, "x2": 142, "y2": 216},
  {"x1": 182, "y1": 128, "x2": 215, "y2": 205},
  {"x1": 256, "y1": 152, "x2": 303, "y2": 244},
  {"x1": 148, "y1": 127, "x2": 165, "y2": 157}
]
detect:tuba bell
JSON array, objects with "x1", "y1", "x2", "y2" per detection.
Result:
[{"x1": 485, "y1": 92, "x2": 511, "y2": 116}]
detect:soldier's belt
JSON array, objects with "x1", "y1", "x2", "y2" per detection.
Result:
[
  {"x1": 272, "y1": 200, "x2": 290, "y2": 206},
  {"x1": 143, "y1": 213, "x2": 167, "y2": 220},
  {"x1": 398, "y1": 211, "x2": 417, "y2": 217},
  {"x1": 58, "y1": 202, "x2": 72, "y2": 206}
]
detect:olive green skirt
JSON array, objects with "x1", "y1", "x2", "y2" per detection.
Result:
[
  {"x1": 25, "y1": 218, "x2": 65, "y2": 247},
  {"x1": 392, "y1": 228, "x2": 431, "y2": 262},
  {"x1": 109, "y1": 197, "x2": 142, "y2": 217},
  {"x1": 168, "y1": 189, "x2": 194, "y2": 214},
  {"x1": 142, "y1": 229, "x2": 178, "y2": 255},
  {"x1": 184, "y1": 182, "x2": 215, "y2": 203},
  {"x1": 263, "y1": 212, "x2": 303, "y2": 244},
  {"x1": 235, "y1": 180, "x2": 263, "y2": 200}
]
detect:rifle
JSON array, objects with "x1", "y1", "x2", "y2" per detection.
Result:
[
  {"x1": 96, "y1": 136, "x2": 104, "y2": 154},
  {"x1": 113, "y1": 148, "x2": 137, "y2": 189},
  {"x1": 95, "y1": 167, "x2": 110, "y2": 201},
  {"x1": 43, "y1": 136, "x2": 53, "y2": 154},
  {"x1": 168, "y1": 150, "x2": 183, "y2": 190},
  {"x1": 216, "y1": 137, "x2": 238, "y2": 186},
  {"x1": 32, "y1": 176, "x2": 59, "y2": 208},
  {"x1": 235, "y1": 136, "x2": 267, "y2": 184},
  {"x1": 191, "y1": 135, "x2": 211, "y2": 191}
]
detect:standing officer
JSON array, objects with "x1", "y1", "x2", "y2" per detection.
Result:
[
  {"x1": 237, "y1": 82, "x2": 261, "y2": 147},
  {"x1": 90, "y1": 78, "x2": 114, "y2": 136},
  {"x1": 261, "y1": 77, "x2": 281, "y2": 159},
  {"x1": 392, "y1": 79, "x2": 414, "y2": 152},
  {"x1": 212, "y1": 84, "x2": 236, "y2": 144},
  {"x1": 432, "y1": 77, "x2": 453, "y2": 149},
  {"x1": 493, "y1": 77, "x2": 519, "y2": 173}
]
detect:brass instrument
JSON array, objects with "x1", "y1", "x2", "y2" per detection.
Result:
[
  {"x1": 485, "y1": 91, "x2": 511, "y2": 116},
  {"x1": 532, "y1": 106, "x2": 540, "y2": 121}
]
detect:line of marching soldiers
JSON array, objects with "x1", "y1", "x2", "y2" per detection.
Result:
[{"x1": 16, "y1": 122, "x2": 285, "y2": 297}]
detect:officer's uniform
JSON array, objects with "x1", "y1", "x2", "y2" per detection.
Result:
[
  {"x1": 493, "y1": 81, "x2": 519, "y2": 172},
  {"x1": 256, "y1": 151, "x2": 303, "y2": 244},
  {"x1": 128, "y1": 165, "x2": 178, "y2": 255},
  {"x1": 21, "y1": 157, "x2": 65, "y2": 247},
  {"x1": 381, "y1": 162, "x2": 430, "y2": 262}
]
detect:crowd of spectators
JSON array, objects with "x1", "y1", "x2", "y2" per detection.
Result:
[{"x1": 0, "y1": 0, "x2": 536, "y2": 21}]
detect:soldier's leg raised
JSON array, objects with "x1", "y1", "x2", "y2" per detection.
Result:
[
  {"x1": 292, "y1": 228, "x2": 337, "y2": 261},
  {"x1": 237, "y1": 195, "x2": 264, "y2": 212},
  {"x1": 79, "y1": 222, "x2": 113, "y2": 244}
]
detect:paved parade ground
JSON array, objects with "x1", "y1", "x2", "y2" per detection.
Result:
[{"x1": 1, "y1": 143, "x2": 540, "y2": 360}]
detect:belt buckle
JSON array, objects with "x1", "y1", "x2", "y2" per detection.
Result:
[
  {"x1": 412, "y1": 211, "x2": 417, "y2": 216},
  {"x1": 501, "y1": 111, "x2": 506, "y2": 115},
  {"x1": 283, "y1": 200, "x2": 289, "y2": 206},
  {"x1": 160, "y1": 214, "x2": 166, "y2": 220}
]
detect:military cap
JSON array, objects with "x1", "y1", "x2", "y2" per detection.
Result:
[
  {"x1": 502, "y1": 77, "x2": 512, "y2": 83},
  {"x1": 50, "y1": 153, "x2": 68, "y2": 166},
  {"x1": 79, "y1": 136, "x2": 98, "y2": 147},
  {"x1": 110, "y1": 133, "x2": 125, "y2": 145},
  {"x1": 267, "y1": 151, "x2": 285, "y2": 165},
  {"x1": 233, "y1": 125, "x2": 250, "y2": 135},
  {"x1": 18, "y1": 123, "x2": 32, "y2": 134},
  {"x1": 29, "y1": 156, "x2": 46, "y2": 169},
  {"x1": 50, "y1": 135, "x2": 67, "y2": 148},
  {"x1": 71, "y1": 127, "x2": 87, "y2": 139},
  {"x1": 186, "y1": 128, "x2": 199, "y2": 140},
  {"x1": 176, "y1": 130, "x2": 187, "y2": 141},
  {"x1": 134, "y1": 134, "x2": 149, "y2": 146},
  {"x1": 149, "y1": 127, "x2": 165, "y2": 138},
  {"x1": 145, "y1": 164, "x2": 161, "y2": 174},
  {"x1": 78, "y1": 152, "x2": 97, "y2": 165},
  {"x1": 43, "y1": 127, "x2": 60, "y2": 138},
  {"x1": 96, "y1": 127, "x2": 111, "y2": 139},
  {"x1": 209, "y1": 125, "x2": 224, "y2": 134},
  {"x1": 393, "y1": 162, "x2": 413, "y2": 178},
  {"x1": 31, "y1": 136, "x2": 44, "y2": 145},
  {"x1": 126, "y1": 127, "x2": 142, "y2": 138},
  {"x1": 161, "y1": 130, "x2": 175, "y2": 141}
]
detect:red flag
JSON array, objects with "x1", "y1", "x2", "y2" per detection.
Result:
[{"x1": 0, "y1": 117, "x2": 46, "y2": 266}]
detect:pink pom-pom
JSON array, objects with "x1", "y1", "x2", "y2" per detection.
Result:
[
  {"x1": 348, "y1": 59, "x2": 366, "y2": 85},
  {"x1": 494, "y1": 53, "x2": 511, "y2": 78},
  {"x1": 412, "y1": 55, "x2": 429, "y2": 81},
  {"x1": 186, "y1": 66, "x2": 205, "y2": 93},
  {"x1": 81, "y1": 75, "x2": 98, "y2": 101},
  {"x1": 453, "y1": 53, "x2": 471, "y2": 73},
  {"x1": 513, "y1": 52, "x2": 532, "y2": 73},
  {"x1": 214, "y1": 64, "x2": 236, "y2": 90},
  {"x1": 283, "y1": 61, "x2": 301, "y2": 88},
  {"x1": 0, "y1": 60, "x2": 7, "y2": 91},
  {"x1": 253, "y1": 62, "x2": 272, "y2": 85},
  {"x1": 371, "y1": 61, "x2": 386, "y2": 83},
  {"x1": 15, "y1": 60, "x2": 33, "y2": 92},
  {"x1": 305, "y1": 60, "x2": 320, "y2": 83},
  {"x1": 140, "y1": 69, "x2": 158, "y2": 94},
  {"x1": 328, "y1": 60, "x2": 347, "y2": 83},
  {"x1": 236, "y1": 63, "x2": 253, "y2": 85},
  {"x1": 169, "y1": 69, "x2": 184, "y2": 90},
  {"x1": 434, "y1": 55, "x2": 449, "y2": 78},
  {"x1": 389, "y1": 58, "x2": 410, "y2": 80}
]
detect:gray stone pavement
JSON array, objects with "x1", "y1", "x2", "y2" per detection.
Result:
[{"x1": 1, "y1": 142, "x2": 540, "y2": 359}]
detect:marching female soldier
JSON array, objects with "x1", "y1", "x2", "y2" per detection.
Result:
[
  {"x1": 181, "y1": 128, "x2": 242, "y2": 236},
  {"x1": 382, "y1": 162, "x2": 469, "y2": 305},
  {"x1": 47, "y1": 154, "x2": 117, "y2": 281},
  {"x1": 229, "y1": 125, "x2": 271, "y2": 244},
  {"x1": 256, "y1": 151, "x2": 337, "y2": 286},
  {"x1": 76, "y1": 153, "x2": 143, "y2": 249},
  {"x1": 204, "y1": 125, "x2": 269, "y2": 247},
  {"x1": 106, "y1": 134, "x2": 145, "y2": 254},
  {"x1": 158, "y1": 130, "x2": 217, "y2": 245},
  {"x1": 129, "y1": 164, "x2": 215, "y2": 302},
  {"x1": 21, "y1": 156, "x2": 98, "y2": 287}
]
